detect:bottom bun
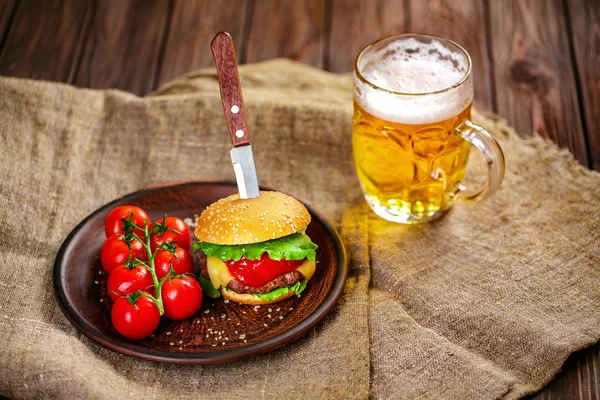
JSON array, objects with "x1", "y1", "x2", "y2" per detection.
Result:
[{"x1": 221, "y1": 288, "x2": 298, "y2": 305}]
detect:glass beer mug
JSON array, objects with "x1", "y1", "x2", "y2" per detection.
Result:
[{"x1": 353, "y1": 34, "x2": 505, "y2": 223}]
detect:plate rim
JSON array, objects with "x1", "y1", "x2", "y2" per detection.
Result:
[{"x1": 52, "y1": 180, "x2": 348, "y2": 364}]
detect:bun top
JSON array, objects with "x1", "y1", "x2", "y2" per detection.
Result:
[{"x1": 195, "y1": 191, "x2": 311, "y2": 245}]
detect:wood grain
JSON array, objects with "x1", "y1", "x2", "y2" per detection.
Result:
[
  {"x1": 211, "y1": 32, "x2": 251, "y2": 147},
  {"x1": 488, "y1": 0, "x2": 588, "y2": 166},
  {"x1": 328, "y1": 0, "x2": 406, "y2": 72},
  {"x1": 568, "y1": 0, "x2": 600, "y2": 171},
  {"x1": 531, "y1": 344, "x2": 600, "y2": 400},
  {"x1": 0, "y1": 0, "x2": 91, "y2": 82},
  {"x1": 245, "y1": 0, "x2": 326, "y2": 67},
  {"x1": 157, "y1": 0, "x2": 248, "y2": 87},
  {"x1": 0, "y1": 0, "x2": 17, "y2": 49},
  {"x1": 408, "y1": 0, "x2": 493, "y2": 111},
  {"x1": 74, "y1": 0, "x2": 170, "y2": 96}
]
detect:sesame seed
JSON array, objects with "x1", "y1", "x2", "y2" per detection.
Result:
[
  {"x1": 279, "y1": 316, "x2": 283, "y2": 320},
  {"x1": 170, "y1": 343, "x2": 174, "y2": 346},
  {"x1": 94, "y1": 281, "x2": 99, "y2": 284},
  {"x1": 244, "y1": 339, "x2": 247, "y2": 343},
  {"x1": 264, "y1": 323, "x2": 268, "y2": 327},
  {"x1": 166, "y1": 332, "x2": 171, "y2": 335},
  {"x1": 235, "y1": 330, "x2": 238, "y2": 334},
  {"x1": 100, "y1": 299, "x2": 103, "y2": 302},
  {"x1": 239, "y1": 334, "x2": 246, "y2": 339}
]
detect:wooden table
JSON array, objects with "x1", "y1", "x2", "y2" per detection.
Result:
[{"x1": 0, "y1": 0, "x2": 597, "y2": 398}]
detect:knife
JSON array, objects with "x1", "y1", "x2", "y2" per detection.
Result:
[{"x1": 210, "y1": 32, "x2": 260, "y2": 199}]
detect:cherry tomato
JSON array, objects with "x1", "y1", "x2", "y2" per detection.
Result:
[
  {"x1": 107, "y1": 264, "x2": 153, "y2": 301},
  {"x1": 111, "y1": 294, "x2": 160, "y2": 339},
  {"x1": 150, "y1": 217, "x2": 191, "y2": 251},
  {"x1": 159, "y1": 277, "x2": 202, "y2": 320},
  {"x1": 105, "y1": 206, "x2": 151, "y2": 238},
  {"x1": 154, "y1": 246, "x2": 194, "y2": 280},
  {"x1": 101, "y1": 235, "x2": 146, "y2": 274}
]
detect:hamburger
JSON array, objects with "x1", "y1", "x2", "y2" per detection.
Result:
[{"x1": 193, "y1": 191, "x2": 318, "y2": 305}]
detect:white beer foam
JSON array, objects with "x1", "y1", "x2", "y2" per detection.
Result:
[{"x1": 355, "y1": 37, "x2": 473, "y2": 124}]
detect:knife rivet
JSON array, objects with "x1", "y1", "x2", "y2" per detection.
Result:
[
  {"x1": 231, "y1": 105, "x2": 240, "y2": 114},
  {"x1": 235, "y1": 129, "x2": 244, "y2": 138}
]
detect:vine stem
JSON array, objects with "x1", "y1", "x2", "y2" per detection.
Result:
[{"x1": 131, "y1": 222, "x2": 164, "y2": 316}]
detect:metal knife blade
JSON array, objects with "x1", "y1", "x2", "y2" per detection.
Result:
[{"x1": 230, "y1": 144, "x2": 260, "y2": 199}]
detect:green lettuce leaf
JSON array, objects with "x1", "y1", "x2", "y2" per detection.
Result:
[
  {"x1": 224, "y1": 280, "x2": 308, "y2": 302},
  {"x1": 198, "y1": 275, "x2": 220, "y2": 298},
  {"x1": 197, "y1": 233, "x2": 317, "y2": 261}
]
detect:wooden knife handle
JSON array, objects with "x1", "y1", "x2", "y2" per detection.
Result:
[{"x1": 211, "y1": 32, "x2": 250, "y2": 147}]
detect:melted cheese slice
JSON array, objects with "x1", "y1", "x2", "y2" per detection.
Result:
[{"x1": 206, "y1": 256, "x2": 316, "y2": 290}]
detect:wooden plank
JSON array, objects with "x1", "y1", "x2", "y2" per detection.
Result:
[
  {"x1": 408, "y1": 0, "x2": 493, "y2": 112},
  {"x1": 245, "y1": 0, "x2": 326, "y2": 68},
  {"x1": 157, "y1": 0, "x2": 248, "y2": 87},
  {"x1": 0, "y1": 0, "x2": 91, "y2": 82},
  {"x1": 532, "y1": 343, "x2": 600, "y2": 400},
  {"x1": 0, "y1": 0, "x2": 17, "y2": 49},
  {"x1": 568, "y1": 0, "x2": 600, "y2": 171},
  {"x1": 74, "y1": 0, "x2": 170, "y2": 96},
  {"x1": 488, "y1": 0, "x2": 588, "y2": 166},
  {"x1": 328, "y1": 0, "x2": 406, "y2": 73}
]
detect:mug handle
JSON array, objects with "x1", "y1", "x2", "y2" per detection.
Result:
[{"x1": 453, "y1": 120, "x2": 505, "y2": 203}]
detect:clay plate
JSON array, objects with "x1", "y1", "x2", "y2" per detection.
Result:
[{"x1": 53, "y1": 181, "x2": 347, "y2": 364}]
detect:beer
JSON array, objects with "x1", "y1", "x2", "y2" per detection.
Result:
[
  {"x1": 353, "y1": 34, "x2": 477, "y2": 223},
  {"x1": 353, "y1": 102, "x2": 471, "y2": 221}
]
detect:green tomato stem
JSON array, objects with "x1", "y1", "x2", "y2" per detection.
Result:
[{"x1": 131, "y1": 222, "x2": 164, "y2": 315}]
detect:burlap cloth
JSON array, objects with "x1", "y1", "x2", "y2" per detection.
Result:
[{"x1": 1, "y1": 59, "x2": 599, "y2": 399}]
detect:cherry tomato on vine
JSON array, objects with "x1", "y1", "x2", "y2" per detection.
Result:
[
  {"x1": 105, "y1": 206, "x2": 151, "y2": 238},
  {"x1": 154, "y1": 245, "x2": 194, "y2": 280},
  {"x1": 159, "y1": 276, "x2": 202, "y2": 320},
  {"x1": 107, "y1": 264, "x2": 153, "y2": 301},
  {"x1": 111, "y1": 294, "x2": 160, "y2": 340},
  {"x1": 101, "y1": 235, "x2": 146, "y2": 274},
  {"x1": 150, "y1": 216, "x2": 191, "y2": 251}
]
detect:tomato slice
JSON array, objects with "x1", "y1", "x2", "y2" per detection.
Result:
[{"x1": 226, "y1": 254, "x2": 304, "y2": 287}]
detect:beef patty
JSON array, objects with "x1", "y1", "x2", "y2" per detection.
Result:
[
  {"x1": 197, "y1": 253, "x2": 305, "y2": 294},
  {"x1": 226, "y1": 269, "x2": 303, "y2": 294}
]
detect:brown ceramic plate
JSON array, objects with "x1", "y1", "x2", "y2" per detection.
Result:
[{"x1": 53, "y1": 181, "x2": 347, "y2": 364}]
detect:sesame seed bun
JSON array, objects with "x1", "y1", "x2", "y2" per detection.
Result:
[
  {"x1": 220, "y1": 288, "x2": 297, "y2": 305},
  {"x1": 195, "y1": 191, "x2": 311, "y2": 245}
]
